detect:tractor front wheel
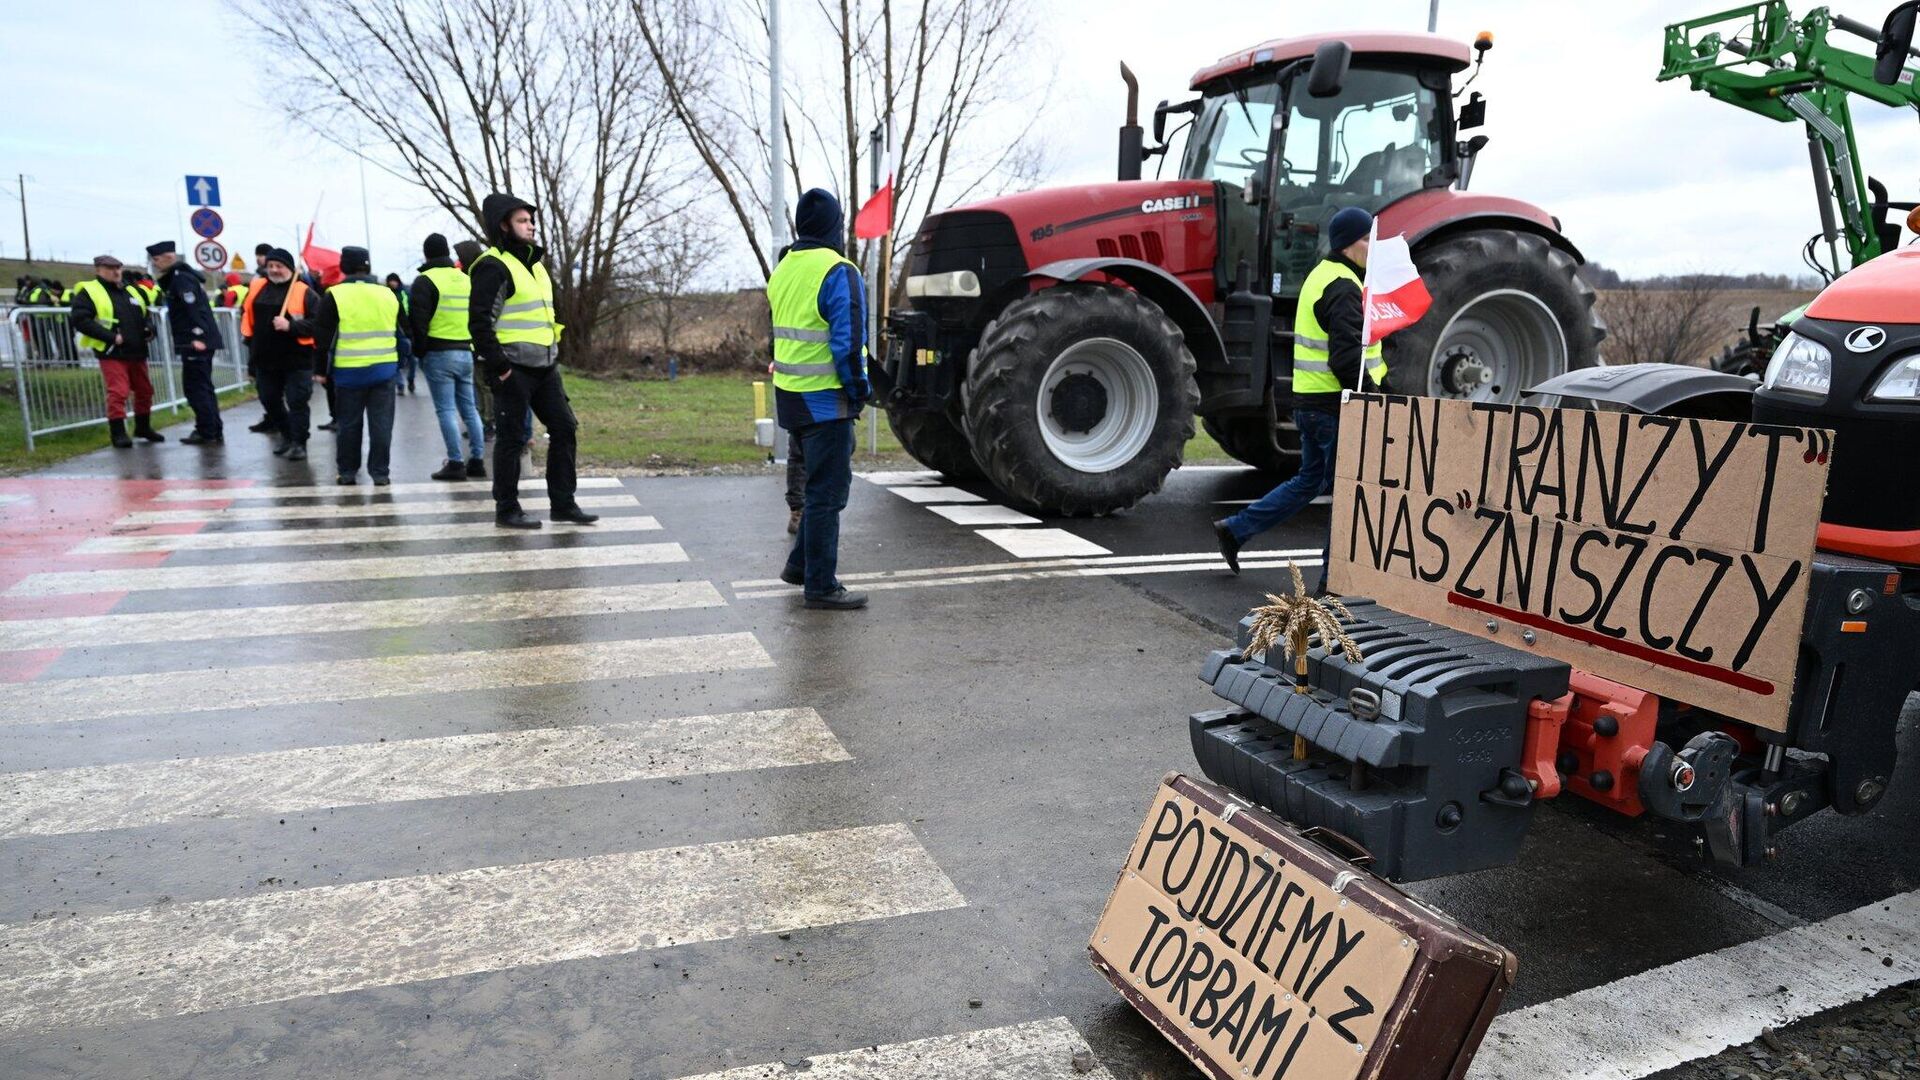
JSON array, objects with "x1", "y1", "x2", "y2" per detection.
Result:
[
  {"x1": 965, "y1": 284, "x2": 1199, "y2": 516},
  {"x1": 886, "y1": 402, "x2": 984, "y2": 482}
]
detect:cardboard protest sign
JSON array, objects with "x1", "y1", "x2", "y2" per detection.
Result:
[
  {"x1": 1329, "y1": 394, "x2": 1831, "y2": 731},
  {"x1": 1089, "y1": 780, "x2": 1418, "y2": 1080}
]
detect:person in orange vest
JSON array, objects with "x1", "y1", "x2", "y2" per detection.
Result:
[{"x1": 240, "y1": 248, "x2": 319, "y2": 460}]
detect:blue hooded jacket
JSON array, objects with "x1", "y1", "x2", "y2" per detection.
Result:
[{"x1": 774, "y1": 188, "x2": 870, "y2": 429}]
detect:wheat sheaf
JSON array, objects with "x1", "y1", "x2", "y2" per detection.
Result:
[{"x1": 1244, "y1": 562, "x2": 1363, "y2": 694}]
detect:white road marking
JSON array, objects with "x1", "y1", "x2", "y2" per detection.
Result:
[
  {"x1": 856, "y1": 470, "x2": 942, "y2": 486},
  {"x1": 675, "y1": 1017, "x2": 1114, "y2": 1080},
  {"x1": 974, "y1": 528, "x2": 1112, "y2": 559},
  {"x1": 926, "y1": 504, "x2": 1041, "y2": 526},
  {"x1": 0, "y1": 632, "x2": 771, "y2": 726},
  {"x1": 731, "y1": 549, "x2": 1321, "y2": 590},
  {"x1": 1470, "y1": 887, "x2": 1920, "y2": 1080},
  {"x1": 119, "y1": 493, "x2": 638, "y2": 525},
  {"x1": 0, "y1": 580, "x2": 722, "y2": 651},
  {"x1": 153, "y1": 477, "x2": 627, "y2": 501},
  {"x1": 734, "y1": 558, "x2": 1320, "y2": 598},
  {"x1": 1214, "y1": 494, "x2": 1334, "y2": 507},
  {"x1": 0, "y1": 823, "x2": 963, "y2": 1033},
  {"x1": 8, "y1": 541, "x2": 688, "y2": 597},
  {"x1": 73, "y1": 514, "x2": 661, "y2": 553},
  {"x1": 885, "y1": 485, "x2": 985, "y2": 504},
  {"x1": 0, "y1": 707, "x2": 846, "y2": 838}
]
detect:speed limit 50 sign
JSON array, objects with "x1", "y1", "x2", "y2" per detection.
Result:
[{"x1": 193, "y1": 239, "x2": 228, "y2": 272}]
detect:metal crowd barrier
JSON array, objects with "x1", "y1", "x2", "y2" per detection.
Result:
[{"x1": 3, "y1": 305, "x2": 250, "y2": 450}]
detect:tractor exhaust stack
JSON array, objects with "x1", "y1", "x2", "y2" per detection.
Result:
[{"x1": 1118, "y1": 62, "x2": 1144, "y2": 181}]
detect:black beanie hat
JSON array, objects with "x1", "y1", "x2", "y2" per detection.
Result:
[
  {"x1": 422, "y1": 233, "x2": 450, "y2": 260},
  {"x1": 255, "y1": 243, "x2": 274, "y2": 257},
  {"x1": 264, "y1": 248, "x2": 297, "y2": 272},
  {"x1": 340, "y1": 246, "x2": 371, "y2": 274}
]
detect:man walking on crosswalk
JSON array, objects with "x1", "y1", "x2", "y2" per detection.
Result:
[{"x1": 470, "y1": 192, "x2": 596, "y2": 530}]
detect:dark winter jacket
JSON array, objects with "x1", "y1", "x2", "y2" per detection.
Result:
[
  {"x1": 469, "y1": 192, "x2": 553, "y2": 380},
  {"x1": 68, "y1": 277, "x2": 151, "y2": 360},
  {"x1": 1293, "y1": 252, "x2": 1366, "y2": 412},
  {"x1": 245, "y1": 278, "x2": 318, "y2": 373},
  {"x1": 158, "y1": 264, "x2": 225, "y2": 357},
  {"x1": 408, "y1": 256, "x2": 467, "y2": 352}
]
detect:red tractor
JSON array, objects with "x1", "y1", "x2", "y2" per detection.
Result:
[{"x1": 882, "y1": 31, "x2": 1606, "y2": 515}]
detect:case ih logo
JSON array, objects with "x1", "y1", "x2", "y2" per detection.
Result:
[
  {"x1": 1139, "y1": 195, "x2": 1201, "y2": 214},
  {"x1": 1844, "y1": 326, "x2": 1887, "y2": 353}
]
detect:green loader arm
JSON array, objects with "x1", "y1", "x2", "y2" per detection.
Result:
[{"x1": 1661, "y1": 2, "x2": 1920, "y2": 273}]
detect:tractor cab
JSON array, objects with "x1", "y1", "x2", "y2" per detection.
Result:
[{"x1": 1169, "y1": 34, "x2": 1475, "y2": 302}]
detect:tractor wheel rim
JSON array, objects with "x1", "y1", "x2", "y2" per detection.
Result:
[
  {"x1": 1038, "y1": 337, "x2": 1159, "y2": 474},
  {"x1": 1427, "y1": 289, "x2": 1567, "y2": 403}
]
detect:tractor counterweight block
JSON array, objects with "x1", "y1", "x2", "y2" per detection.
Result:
[{"x1": 1193, "y1": 598, "x2": 1570, "y2": 881}]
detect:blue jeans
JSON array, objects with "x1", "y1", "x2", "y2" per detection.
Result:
[
  {"x1": 334, "y1": 380, "x2": 396, "y2": 480},
  {"x1": 1226, "y1": 406, "x2": 1338, "y2": 579},
  {"x1": 783, "y1": 419, "x2": 855, "y2": 597},
  {"x1": 420, "y1": 349, "x2": 485, "y2": 461},
  {"x1": 395, "y1": 335, "x2": 417, "y2": 390}
]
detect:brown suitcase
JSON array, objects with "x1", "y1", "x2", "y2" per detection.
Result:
[{"x1": 1089, "y1": 773, "x2": 1516, "y2": 1080}]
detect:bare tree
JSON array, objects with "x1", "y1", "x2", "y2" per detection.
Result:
[
  {"x1": 1599, "y1": 276, "x2": 1730, "y2": 366},
  {"x1": 247, "y1": 0, "x2": 695, "y2": 363},
  {"x1": 630, "y1": 216, "x2": 723, "y2": 352},
  {"x1": 637, "y1": 0, "x2": 1050, "y2": 284}
]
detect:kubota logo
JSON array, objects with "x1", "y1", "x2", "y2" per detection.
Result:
[
  {"x1": 1140, "y1": 195, "x2": 1200, "y2": 214},
  {"x1": 1844, "y1": 326, "x2": 1887, "y2": 353}
]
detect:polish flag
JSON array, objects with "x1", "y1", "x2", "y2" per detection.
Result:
[
  {"x1": 1361, "y1": 222, "x2": 1431, "y2": 348},
  {"x1": 853, "y1": 122, "x2": 895, "y2": 240},
  {"x1": 301, "y1": 223, "x2": 343, "y2": 287}
]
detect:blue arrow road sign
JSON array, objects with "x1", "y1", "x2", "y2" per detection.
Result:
[
  {"x1": 190, "y1": 208, "x2": 224, "y2": 240},
  {"x1": 185, "y1": 175, "x2": 221, "y2": 207}
]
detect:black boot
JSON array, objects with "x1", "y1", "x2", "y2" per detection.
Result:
[
  {"x1": 108, "y1": 419, "x2": 133, "y2": 449},
  {"x1": 465, "y1": 456, "x2": 487, "y2": 479},
  {"x1": 132, "y1": 415, "x2": 165, "y2": 443},
  {"x1": 1213, "y1": 519, "x2": 1242, "y2": 575},
  {"x1": 272, "y1": 435, "x2": 292, "y2": 456},
  {"x1": 551, "y1": 506, "x2": 600, "y2": 525},
  {"x1": 496, "y1": 509, "x2": 542, "y2": 530},
  {"x1": 432, "y1": 460, "x2": 467, "y2": 481},
  {"x1": 248, "y1": 418, "x2": 275, "y2": 433}
]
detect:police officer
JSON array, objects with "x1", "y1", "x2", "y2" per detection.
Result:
[
  {"x1": 69, "y1": 254, "x2": 161, "y2": 449},
  {"x1": 313, "y1": 247, "x2": 406, "y2": 486},
  {"x1": 768, "y1": 188, "x2": 869, "y2": 611},
  {"x1": 1213, "y1": 206, "x2": 1385, "y2": 587},
  {"x1": 148, "y1": 241, "x2": 227, "y2": 444},
  {"x1": 470, "y1": 192, "x2": 595, "y2": 529}
]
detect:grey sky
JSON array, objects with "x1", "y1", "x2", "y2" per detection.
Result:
[{"x1": 4, "y1": 1, "x2": 1916, "y2": 281}]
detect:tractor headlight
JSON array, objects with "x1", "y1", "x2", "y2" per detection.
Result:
[
  {"x1": 1868, "y1": 354, "x2": 1920, "y2": 402},
  {"x1": 904, "y1": 270, "x2": 981, "y2": 298},
  {"x1": 1760, "y1": 331, "x2": 1832, "y2": 400}
]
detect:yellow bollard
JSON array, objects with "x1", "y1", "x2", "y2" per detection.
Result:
[{"x1": 752, "y1": 380, "x2": 769, "y2": 420}]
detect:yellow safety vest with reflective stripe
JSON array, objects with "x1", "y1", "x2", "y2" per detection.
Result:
[
  {"x1": 421, "y1": 265, "x2": 472, "y2": 344},
  {"x1": 328, "y1": 280, "x2": 400, "y2": 369},
  {"x1": 72, "y1": 279, "x2": 128, "y2": 353},
  {"x1": 768, "y1": 247, "x2": 861, "y2": 393},
  {"x1": 471, "y1": 247, "x2": 557, "y2": 347},
  {"x1": 1294, "y1": 258, "x2": 1387, "y2": 393}
]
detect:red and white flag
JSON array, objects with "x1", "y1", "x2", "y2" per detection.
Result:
[
  {"x1": 301, "y1": 222, "x2": 343, "y2": 287},
  {"x1": 1361, "y1": 222, "x2": 1431, "y2": 348},
  {"x1": 853, "y1": 121, "x2": 895, "y2": 240}
]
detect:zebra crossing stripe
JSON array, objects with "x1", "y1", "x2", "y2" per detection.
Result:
[
  {"x1": 0, "y1": 707, "x2": 846, "y2": 838},
  {"x1": 0, "y1": 580, "x2": 723, "y2": 651},
  {"x1": 7, "y1": 541, "x2": 688, "y2": 597},
  {"x1": 72, "y1": 515, "x2": 662, "y2": 554},
  {"x1": 673, "y1": 1017, "x2": 1114, "y2": 1079},
  {"x1": 118, "y1": 493, "x2": 638, "y2": 525},
  {"x1": 154, "y1": 477, "x2": 627, "y2": 501},
  {"x1": 0, "y1": 631, "x2": 770, "y2": 726},
  {"x1": 0, "y1": 823, "x2": 963, "y2": 1033}
]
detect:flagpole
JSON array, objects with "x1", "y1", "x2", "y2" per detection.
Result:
[{"x1": 1359, "y1": 218, "x2": 1379, "y2": 391}]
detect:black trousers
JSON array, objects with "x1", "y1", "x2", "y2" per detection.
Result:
[
  {"x1": 180, "y1": 354, "x2": 222, "y2": 436},
  {"x1": 492, "y1": 364, "x2": 578, "y2": 516},
  {"x1": 256, "y1": 365, "x2": 314, "y2": 443},
  {"x1": 784, "y1": 432, "x2": 807, "y2": 511}
]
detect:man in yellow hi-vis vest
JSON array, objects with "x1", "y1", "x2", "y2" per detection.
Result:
[
  {"x1": 471, "y1": 192, "x2": 595, "y2": 530},
  {"x1": 1215, "y1": 207, "x2": 1387, "y2": 587},
  {"x1": 312, "y1": 246, "x2": 406, "y2": 485},
  {"x1": 410, "y1": 232, "x2": 486, "y2": 482},
  {"x1": 769, "y1": 189, "x2": 871, "y2": 611}
]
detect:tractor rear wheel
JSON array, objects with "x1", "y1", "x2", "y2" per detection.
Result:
[
  {"x1": 1386, "y1": 229, "x2": 1604, "y2": 401},
  {"x1": 965, "y1": 284, "x2": 1198, "y2": 516},
  {"x1": 1201, "y1": 415, "x2": 1298, "y2": 477},
  {"x1": 887, "y1": 402, "x2": 984, "y2": 482}
]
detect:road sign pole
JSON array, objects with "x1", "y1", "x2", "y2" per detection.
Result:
[{"x1": 17, "y1": 174, "x2": 30, "y2": 262}]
